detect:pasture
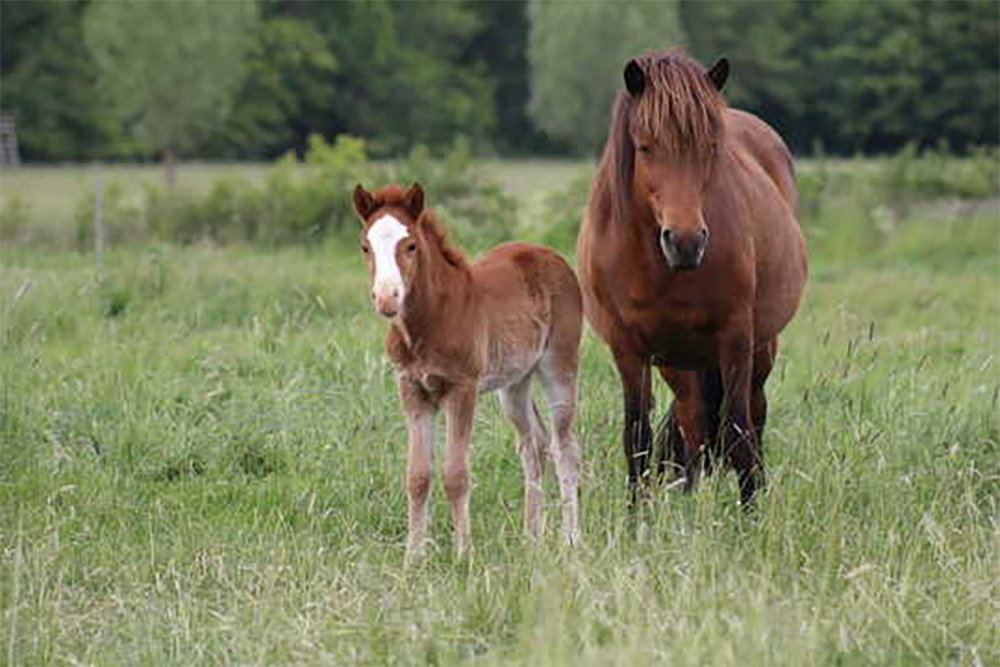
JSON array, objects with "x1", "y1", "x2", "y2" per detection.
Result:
[{"x1": 1, "y1": 161, "x2": 998, "y2": 665}]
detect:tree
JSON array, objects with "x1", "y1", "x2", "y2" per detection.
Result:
[
  {"x1": 681, "y1": 0, "x2": 1000, "y2": 154},
  {"x1": 527, "y1": 0, "x2": 685, "y2": 156},
  {"x1": 311, "y1": 1, "x2": 496, "y2": 156},
  {"x1": 202, "y1": 14, "x2": 338, "y2": 159},
  {"x1": 465, "y1": 0, "x2": 553, "y2": 155},
  {"x1": 83, "y1": 0, "x2": 259, "y2": 186},
  {"x1": 0, "y1": 2, "x2": 129, "y2": 160}
]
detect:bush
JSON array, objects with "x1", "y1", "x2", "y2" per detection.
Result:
[
  {"x1": 533, "y1": 173, "x2": 590, "y2": 253},
  {"x1": 67, "y1": 134, "x2": 517, "y2": 250},
  {"x1": 0, "y1": 194, "x2": 31, "y2": 245},
  {"x1": 376, "y1": 138, "x2": 519, "y2": 252},
  {"x1": 877, "y1": 142, "x2": 1000, "y2": 201},
  {"x1": 73, "y1": 180, "x2": 146, "y2": 251}
]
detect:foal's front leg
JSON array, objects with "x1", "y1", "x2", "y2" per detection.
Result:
[
  {"x1": 400, "y1": 379, "x2": 437, "y2": 563},
  {"x1": 442, "y1": 382, "x2": 477, "y2": 556}
]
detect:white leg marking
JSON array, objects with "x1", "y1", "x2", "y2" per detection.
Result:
[{"x1": 538, "y1": 360, "x2": 581, "y2": 546}]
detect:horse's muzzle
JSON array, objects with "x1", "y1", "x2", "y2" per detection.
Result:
[
  {"x1": 660, "y1": 227, "x2": 709, "y2": 270},
  {"x1": 372, "y1": 286, "x2": 402, "y2": 318}
]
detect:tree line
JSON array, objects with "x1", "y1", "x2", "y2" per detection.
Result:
[{"x1": 1, "y1": 0, "x2": 996, "y2": 164}]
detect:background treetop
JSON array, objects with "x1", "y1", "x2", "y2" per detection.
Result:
[{"x1": 1, "y1": 0, "x2": 996, "y2": 162}]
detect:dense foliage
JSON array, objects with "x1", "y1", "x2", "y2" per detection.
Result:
[
  {"x1": 83, "y1": 0, "x2": 260, "y2": 186},
  {"x1": 0, "y1": 0, "x2": 997, "y2": 160}
]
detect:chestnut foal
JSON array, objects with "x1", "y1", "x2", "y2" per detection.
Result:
[{"x1": 354, "y1": 183, "x2": 583, "y2": 560}]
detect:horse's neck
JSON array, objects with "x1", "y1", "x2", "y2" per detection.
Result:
[{"x1": 393, "y1": 248, "x2": 474, "y2": 355}]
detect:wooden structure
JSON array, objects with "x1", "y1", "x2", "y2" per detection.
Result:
[{"x1": 0, "y1": 113, "x2": 21, "y2": 165}]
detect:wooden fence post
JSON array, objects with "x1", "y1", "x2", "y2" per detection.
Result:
[{"x1": 94, "y1": 174, "x2": 105, "y2": 269}]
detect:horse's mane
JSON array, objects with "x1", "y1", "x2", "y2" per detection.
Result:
[
  {"x1": 592, "y1": 48, "x2": 726, "y2": 225},
  {"x1": 375, "y1": 184, "x2": 469, "y2": 270}
]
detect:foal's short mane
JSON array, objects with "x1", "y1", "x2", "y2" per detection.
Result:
[
  {"x1": 376, "y1": 185, "x2": 468, "y2": 270},
  {"x1": 592, "y1": 48, "x2": 727, "y2": 225}
]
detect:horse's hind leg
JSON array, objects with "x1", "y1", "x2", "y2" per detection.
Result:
[
  {"x1": 653, "y1": 401, "x2": 685, "y2": 481},
  {"x1": 499, "y1": 376, "x2": 546, "y2": 539},
  {"x1": 537, "y1": 354, "x2": 581, "y2": 546},
  {"x1": 658, "y1": 367, "x2": 709, "y2": 491},
  {"x1": 751, "y1": 338, "x2": 778, "y2": 446},
  {"x1": 697, "y1": 366, "x2": 724, "y2": 476}
]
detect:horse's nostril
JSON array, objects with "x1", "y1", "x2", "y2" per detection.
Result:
[{"x1": 661, "y1": 228, "x2": 674, "y2": 243}]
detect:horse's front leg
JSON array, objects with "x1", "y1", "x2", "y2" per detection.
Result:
[
  {"x1": 717, "y1": 328, "x2": 762, "y2": 507},
  {"x1": 442, "y1": 382, "x2": 477, "y2": 556},
  {"x1": 611, "y1": 346, "x2": 654, "y2": 507},
  {"x1": 399, "y1": 378, "x2": 437, "y2": 564}
]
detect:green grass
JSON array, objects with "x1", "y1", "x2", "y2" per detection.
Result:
[{"x1": 1, "y1": 162, "x2": 998, "y2": 665}]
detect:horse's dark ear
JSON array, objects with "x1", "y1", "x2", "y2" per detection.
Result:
[
  {"x1": 624, "y1": 59, "x2": 645, "y2": 97},
  {"x1": 404, "y1": 182, "x2": 424, "y2": 219},
  {"x1": 354, "y1": 184, "x2": 378, "y2": 222},
  {"x1": 708, "y1": 57, "x2": 729, "y2": 91}
]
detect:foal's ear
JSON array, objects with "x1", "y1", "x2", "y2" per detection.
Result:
[
  {"x1": 708, "y1": 57, "x2": 729, "y2": 91},
  {"x1": 353, "y1": 184, "x2": 379, "y2": 222},
  {"x1": 403, "y1": 182, "x2": 424, "y2": 218},
  {"x1": 624, "y1": 59, "x2": 645, "y2": 97}
]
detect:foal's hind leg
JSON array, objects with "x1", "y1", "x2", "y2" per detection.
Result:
[
  {"x1": 538, "y1": 356, "x2": 581, "y2": 546},
  {"x1": 499, "y1": 376, "x2": 546, "y2": 539}
]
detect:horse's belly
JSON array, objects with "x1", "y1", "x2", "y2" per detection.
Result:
[
  {"x1": 478, "y1": 336, "x2": 544, "y2": 394},
  {"x1": 647, "y1": 328, "x2": 717, "y2": 369}
]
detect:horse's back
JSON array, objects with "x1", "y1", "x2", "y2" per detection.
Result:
[
  {"x1": 725, "y1": 109, "x2": 799, "y2": 214},
  {"x1": 473, "y1": 241, "x2": 583, "y2": 358},
  {"x1": 474, "y1": 242, "x2": 581, "y2": 305}
]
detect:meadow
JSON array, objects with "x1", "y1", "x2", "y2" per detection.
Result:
[{"x1": 1, "y1": 159, "x2": 998, "y2": 665}]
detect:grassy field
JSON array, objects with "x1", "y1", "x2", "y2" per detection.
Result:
[{"x1": 1, "y1": 162, "x2": 998, "y2": 665}]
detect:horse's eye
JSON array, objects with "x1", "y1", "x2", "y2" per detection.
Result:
[
  {"x1": 407, "y1": 242, "x2": 417, "y2": 253},
  {"x1": 637, "y1": 145, "x2": 652, "y2": 155},
  {"x1": 361, "y1": 244, "x2": 370, "y2": 254}
]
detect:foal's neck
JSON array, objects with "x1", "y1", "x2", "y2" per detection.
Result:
[{"x1": 393, "y1": 244, "x2": 474, "y2": 356}]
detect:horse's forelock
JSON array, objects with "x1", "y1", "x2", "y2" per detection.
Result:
[
  {"x1": 595, "y1": 50, "x2": 725, "y2": 226},
  {"x1": 632, "y1": 50, "x2": 724, "y2": 156}
]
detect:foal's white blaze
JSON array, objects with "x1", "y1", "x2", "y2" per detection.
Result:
[{"x1": 367, "y1": 214, "x2": 410, "y2": 315}]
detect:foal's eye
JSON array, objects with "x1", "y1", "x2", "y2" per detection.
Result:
[
  {"x1": 407, "y1": 242, "x2": 417, "y2": 253},
  {"x1": 637, "y1": 144, "x2": 653, "y2": 155},
  {"x1": 361, "y1": 244, "x2": 370, "y2": 254}
]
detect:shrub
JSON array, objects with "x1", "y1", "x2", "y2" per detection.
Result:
[
  {"x1": 877, "y1": 142, "x2": 1000, "y2": 201},
  {"x1": 73, "y1": 180, "x2": 147, "y2": 251},
  {"x1": 0, "y1": 194, "x2": 31, "y2": 245},
  {"x1": 378, "y1": 138, "x2": 519, "y2": 252},
  {"x1": 533, "y1": 173, "x2": 590, "y2": 253},
  {"x1": 68, "y1": 134, "x2": 517, "y2": 250}
]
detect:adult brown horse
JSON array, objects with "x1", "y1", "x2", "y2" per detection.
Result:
[{"x1": 577, "y1": 48, "x2": 807, "y2": 507}]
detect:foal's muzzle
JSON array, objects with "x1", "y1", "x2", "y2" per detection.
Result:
[
  {"x1": 660, "y1": 227, "x2": 709, "y2": 270},
  {"x1": 372, "y1": 285, "x2": 402, "y2": 318}
]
